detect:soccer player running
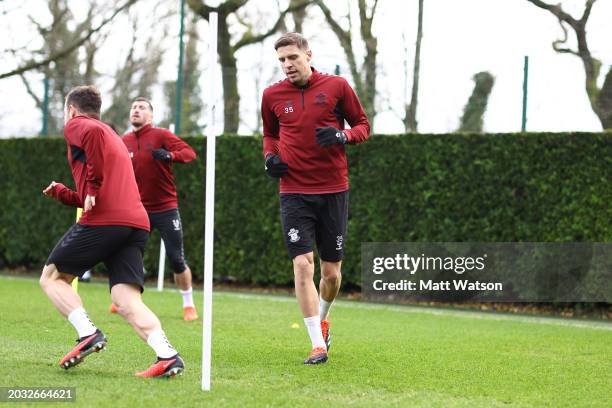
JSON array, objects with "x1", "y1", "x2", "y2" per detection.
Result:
[
  {"x1": 115, "y1": 97, "x2": 198, "y2": 321},
  {"x1": 41, "y1": 86, "x2": 184, "y2": 378},
  {"x1": 261, "y1": 33, "x2": 370, "y2": 364}
]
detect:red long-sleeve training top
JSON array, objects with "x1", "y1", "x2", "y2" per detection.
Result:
[
  {"x1": 51, "y1": 115, "x2": 150, "y2": 230},
  {"x1": 122, "y1": 124, "x2": 196, "y2": 213},
  {"x1": 261, "y1": 68, "x2": 370, "y2": 194}
]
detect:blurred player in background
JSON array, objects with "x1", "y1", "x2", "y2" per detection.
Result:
[{"x1": 113, "y1": 97, "x2": 198, "y2": 321}]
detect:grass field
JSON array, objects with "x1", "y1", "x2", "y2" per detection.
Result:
[{"x1": 0, "y1": 275, "x2": 610, "y2": 407}]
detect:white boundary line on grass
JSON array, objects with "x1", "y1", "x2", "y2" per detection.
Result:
[
  {"x1": 2, "y1": 275, "x2": 609, "y2": 331},
  {"x1": 217, "y1": 292, "x2": 612, "y2": 331}
]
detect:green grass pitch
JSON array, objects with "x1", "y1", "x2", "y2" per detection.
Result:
[{"x1": 0, "y1": 275, "x2": 610, "y2": 407}]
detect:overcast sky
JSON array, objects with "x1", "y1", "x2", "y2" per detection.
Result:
[{"x1": 0, "y1": 0, "x2": 610, "y2": 137}]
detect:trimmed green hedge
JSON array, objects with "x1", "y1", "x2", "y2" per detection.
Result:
[{"x1": 1, "y1": 133, "x2": 610, "y2": 288}]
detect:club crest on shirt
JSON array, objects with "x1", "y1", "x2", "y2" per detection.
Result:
[
  {"x1": 314, "y1": 92, "x2": 328, "y2": 105},
  {"x1": 288, "y1": 228, "x2": 300, "y2": 243}
]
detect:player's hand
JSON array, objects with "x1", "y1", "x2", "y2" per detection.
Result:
[
  {"x1": 152, "y1": 148, "x2": 172, "y2": 162},
  {"x1": 265, "y1": 154, "x2": 289, "y2": 178},
  {"x1": 84, "y1": 195, "x2": 96, "y2": 212},
  {"x1": 42, "y1": 181, "x2": 58, "y2": 197},
  {"x1": 315, "y1": 126, "x2": 347, "y2": 147}
]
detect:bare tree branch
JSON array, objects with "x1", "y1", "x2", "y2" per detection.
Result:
[
  {"x1": 0, "y1": 0, "x2": 139, "y2": 80},
  {"x1": 188, "y1": 0, "x2": 247, "y2": 19},
  {"x1": 186, "y1": 0, "x2": 216, "y2": 20},
  {"x1": 314, "y1": 0, "x2": 359, "y2": 89},
  {"x1": 526, "y1": 0, "x2": 579, "y2": 27},
  {"x1": 371, "y1": 0, "x2": 379, "y2": 20},
  {"x1": 220, "y1": 0, "x2": 249, "y2": 14},
  {"x1": 526, "y1": 0, "x2": 612, "y2": 128},
  {"x1": 188, "y1": 0, "x2": 314, "y2": 133},
  {"x1": 551, "y1": 21, "x2": 579, "y2": 56},
  {"x1": 19, "y1": 73, "x2": 42, "y2": 109},
  {"x1": 315, "y1": 0, "x2": 351, "y2": 46},
  {"x1": 232, "y1": 0, "x2": 310, "y2": 50},
  {"x1": 580, "y1": 0, "x2": 595, "y2": 23},
  {"x1": 314, "y1": 0, "x2": 379, "y2": 122},
  {"x1": 290, "y1": 0, "x2": 307, "y2": 32}
]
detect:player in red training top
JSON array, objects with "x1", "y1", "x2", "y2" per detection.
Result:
[
  {"x1": 261, "y1": 33, "x2": 370, "y2": 365},
  {"x1": 41, "y1": 85, "x2": 184, "y2": 378},
  {"x1": 119, "y1": 97, "x2": 198, "y2": 321}
]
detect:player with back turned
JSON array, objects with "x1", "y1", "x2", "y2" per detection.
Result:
[
  {"x1": 41, "y1": 85, "x2": 184, "y2": 378},
  {"x1": 261, "y1": 33, "x2": 371, "y2": 365}
]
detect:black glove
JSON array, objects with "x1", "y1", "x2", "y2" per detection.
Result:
[
  {"x1": 265, "y1": 154, "x2": 289, "y2": 178},
  {"x1": 152, "y1": 148, "x2": 172, "y2": 162},
  {"x1": 315, "y1": 126, "x2": 347, "y2": 147}
]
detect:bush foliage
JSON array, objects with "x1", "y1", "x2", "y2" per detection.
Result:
[{"x1": 1, "y1": 133, "x2": 610, "y2": 288}]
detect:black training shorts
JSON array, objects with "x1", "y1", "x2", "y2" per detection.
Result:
[
  {"x1": 46, "y1": 224, "x2": 148, "y2": 291},
  {"x1": 148, "y1": 208, "x2": 188, "y2": 274},
  {"x1": 280, "y1": 191, "x2": 348, "y2": 262}
]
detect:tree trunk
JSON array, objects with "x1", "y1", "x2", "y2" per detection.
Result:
[
  {"x1": 188, "y1": 0, "x2": 308, "y2": 134},
  {"x1": 458, "y1": 72, "x2": 495, "y2": 133},
  {"x1": 217, "y1": 15, "x2": 240, "y2": 134},
  {"x1": 596, "y1": 67, "x2": 612, "y2": 128},
  {"x1": 290, "y1": 0, "x2": 307, "y2": 32},
  {"x1": 362, "y1": 38, "x2": 377, "y2": 124},
  {"x1": 316, "y1": 0, "x2": 378, "y2": 125},
  {"x1": 406, "y1": 0, "x2": 423, "y2": 132},
  {"x1": 358, "y1": 0, "x2": 378, "y2": 126}
]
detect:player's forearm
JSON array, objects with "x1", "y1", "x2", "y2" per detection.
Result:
[
  {"x1": 261, "y1": 98, "x2": 280, "y2": 156},
  {"x1": 263, "y1": 134, "x2": 280, "y2": 157},
  {"x1": 171, "y1": 147, "x2": 196, "y2": 163},
  {"x1": 344, "y1": 121, "x2": 370, "y2": 144},
  {"x1": 53, "y1": 184, "x2": 83, "y2": 207}
]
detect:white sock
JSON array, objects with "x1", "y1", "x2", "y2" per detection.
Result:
[
  {"x1": 147, "y1": 329, "x2": 178, "y2": 359},
  {"x1": 320, "y1": 298, "x2": 334, "y2": 320},
  {"x1": 67, "y1": 307, "x2": 97, "y2": 339},
  {"x1": 304, "y1": 316, "x2": 326, "y2": 350},
  {"x1": 180, "y1": 288, "x2": 194, "y2": 308}
]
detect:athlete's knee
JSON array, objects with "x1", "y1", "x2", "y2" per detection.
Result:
[
  {"x1": 114, "y1": 295, "x2": 140, "y2": 318},
  {"x1": 321, "y1": 261, "x2": 342, "y2": 284},
  {"x1": 40, "y1": 264, "x2": 69, "y2": 289},
  {"x1": 117, "y1": 301, "x2": 134, "y2": 317},
  {"x1": 170, "y1": 260, "x2": 187, "y2": 274},
  {"x1": 322, "y1": 271, "x2": 341, "y2": 287},
  {"x1": 39, "y1": 264, "x2": 53, "y2": 289},
  {"x1": 168, "y1": 252, "x2": 187, "y2": 274},
  {"x1": 293, "y1": 254, "x2": 314, "y2": 283},
  {"x1": 111, "y1": 284, "x2": 141, "y2": 315},
  {"x1": 294, "y1": 254, "x2": 314, "y2": 270}
]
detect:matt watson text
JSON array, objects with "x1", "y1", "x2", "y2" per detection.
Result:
[{"x1": 372, "y1": 279, "x2": 503, "y2": 291}]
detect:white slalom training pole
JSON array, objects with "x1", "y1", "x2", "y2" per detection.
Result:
[
  {"x1": 157, "y1": 240, "x2": 166, "y2": 291},
  {"x1": 202, "y1": 10, "x2": 218, "y2": 392}
]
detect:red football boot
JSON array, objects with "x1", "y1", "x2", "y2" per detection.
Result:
[{"x1": 59, "y1": 330, "x2": 107, "y2": 369}]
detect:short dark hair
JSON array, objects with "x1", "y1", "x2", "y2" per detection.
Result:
[
  {"x1": 66, "y1": 85, "x2": 102, "y2": 118},
  {"x1": 274, "y1": 32, "x2": 309, "y2": 51},
  {"x1": 132, "y1": 96, "x2": 153, "y2": 111}
]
